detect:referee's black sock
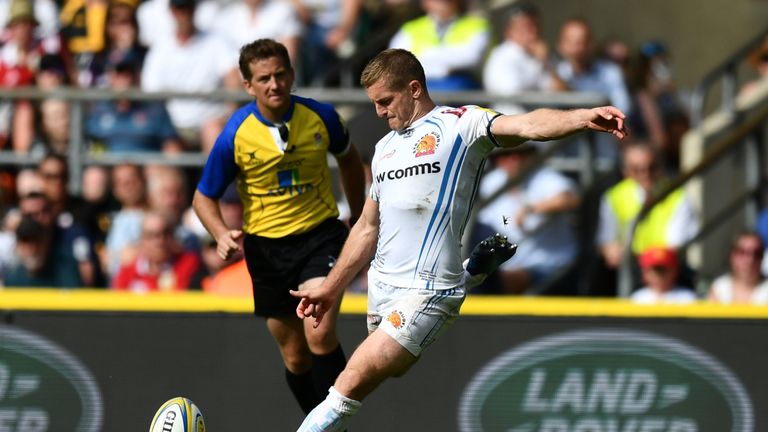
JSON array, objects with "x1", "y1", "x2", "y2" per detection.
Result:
[
  {"x1": 285, "y1": 368, "x2": 321, "y2": 415},
  {"x1": 311, "y1": 344, "x2": 347, "y2": 398}
]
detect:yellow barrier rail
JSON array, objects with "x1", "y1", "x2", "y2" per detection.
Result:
[{"x1": 2, "y1": 289, "x2": 768, "y2": 318}]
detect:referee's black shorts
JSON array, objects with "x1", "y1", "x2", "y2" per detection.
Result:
[{"x1": 243, "y1": 218, "x2": 349, "y2": 317}]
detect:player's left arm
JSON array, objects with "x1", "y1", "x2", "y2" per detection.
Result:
[
  {"x1": 335, "y1": 143, "x2": 366, "y2": 224},
  {"x1": 490, "y1": 106, "x2": 628, "y2": 147}
]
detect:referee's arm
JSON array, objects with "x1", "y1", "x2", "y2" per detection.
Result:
[
  {"x1": 192, "y1": 190, "x2": 242, "y2": 261},
  {"x1": 336, "y1": 144, "x2": 366, "y2": 225}
]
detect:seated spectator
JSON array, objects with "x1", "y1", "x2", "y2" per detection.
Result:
[
  {"x1": 628, "y1": 41, "x2": 689, "y2": 174},
  {"x1": 0, "y1": 0, "x2": 58, "y2": 39},
  {"x1": 136, "y1": 0, "x2": 220, "y2": 48},
  {"x1": 79, "y1": 164, "x2": 115, "y2": 246},
  {"x1": 145, "y1": 165, "x2": 198, "y2": 252},
  {"x1": 4, "y1": 214, "x2": 86, "y2": 287},
  {"x1": 34, "y1": 98, "x2": 70, "y2": 156},
  {"x1": 10, "y1": 192, "x2": 101, "y2": 287},
  {"x1": 0, "y1": 0, "x2": 64, "y2": 152},
  {"x1": 212, "y1": 0, "x2": 303, "y2": 65},
  {"x1": 112, "y1": 210, "x2": 201, "y2": 292},
  {"x1": 289, "y1": 0, "x2": 362, "y2": 87},
  {"x1": 86, "y1": 55, "x2": 183, "y2": 153},
  {"x1": 473, "y1": 144, "x2": 581, "y2": 294},
  {"x1": 59, "y1": 0, "x2": 108, "y2": 86},
  {"x1": 389, "y1": 0, "x2": 491, "y2": 91},
  {"x1": 596, "y1": 141, "x2": 698, "y2": 279},
  {"x1": 483, "y1": 2, "x2": 565, "y2": 114},
  {"x1": 104, "y1": 163, "x2": 146, "y2": 277},
  {"x1": 631, "y1": 246, "x2": 697, "y2": 304},
  {"x1": 38, "y1": 153, "x2": 96, "y2": 234},
  {"x1": 86, "y1": 0, "x2": 147, "y2": 88},
  {"x1": 140, "y1": 0, "x2": 239, "y2": 153},
  {"x1": 707, "y1": 231, "x2": 768, "y2": 305},
  {"x1": 555, "y1": 18, "x2": 630, "y2": 163}
]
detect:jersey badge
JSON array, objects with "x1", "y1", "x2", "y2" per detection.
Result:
[{"x1": 413, "y1": 133, "x2": 440, "y2": 158}]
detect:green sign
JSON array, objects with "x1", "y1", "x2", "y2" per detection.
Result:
[
  {"x1": 459, "y1": 329, "x2": 753, "y2": 432},
  {"x1": 0, "y1": 326, "x2": 102, "y2": 431}
]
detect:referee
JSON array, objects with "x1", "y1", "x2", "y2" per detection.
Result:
[{"x1": 193, "y1": 39, "x2": 365, "y2": 415}]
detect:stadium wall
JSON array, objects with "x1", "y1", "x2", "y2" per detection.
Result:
[{"x1": 1, "y1": 290, "x2": 767, "y2": 431}]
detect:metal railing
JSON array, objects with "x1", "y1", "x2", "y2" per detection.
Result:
[{"x1": 0, "y1": 86, "x2": 608, "y2": 195}]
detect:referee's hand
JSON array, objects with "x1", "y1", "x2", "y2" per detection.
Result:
[{"x1": 216, "y1": 229, "x2": 242, "y2": 260}]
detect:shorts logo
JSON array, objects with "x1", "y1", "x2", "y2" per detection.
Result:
[
  {"x1": 413, "y1": 133, "x2": 440, "y2": 157},
  {"x1": 387, "y1": 310, "x2": 406, "y2": 329}
]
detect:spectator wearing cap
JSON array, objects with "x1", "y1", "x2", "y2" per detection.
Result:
[
  {"x1": 0, "y1": 0, "x2": 64, "y2": 152},
  {"x1": 630, "y1": 246, "x2": 696, "y2": 304},
  {"x1": 85, "y1": 53, "x2": 183, "y2": 153},
  {"x1": 140, "y1": 0, "x2": 239, "y2": 153},
  {"x1": 0, "y1": 0, "x2": 58, "y2": 40},
  {"x1": 472, "y1": 143, "x2": 581, "y2": 294},
  {"x1": 4, "y1": 214, "x2": 87, "y2": 287},
  {"x1": 707, "y1": 231, "x2": 768, "y2": 305},
  {"x1": 483, "y1": 2, "x2": 565, "y2": 115}
]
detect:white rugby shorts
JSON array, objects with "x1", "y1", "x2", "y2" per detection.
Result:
[{"x1": 366, "y1": 274, "x2": 466, "y2": 357}]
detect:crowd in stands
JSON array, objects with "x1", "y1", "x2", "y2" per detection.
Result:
[{"x1": 0, "y1": 0, "x2": 766, "y2": 304}]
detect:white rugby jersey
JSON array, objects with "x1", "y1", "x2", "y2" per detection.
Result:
[{"x1": 369, "y1": 105, "x2": 500, "y2": 290}]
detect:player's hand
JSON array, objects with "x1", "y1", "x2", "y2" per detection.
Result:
[
  {"x1": 216, "y1": 229, "x2": 242, "y2": 261},
  {"x1": 289, "y1": 285, "x2": 336, "y2": 328},
  {"x1": 587, "y1": 106, "x2": 628, "y2": 140}
]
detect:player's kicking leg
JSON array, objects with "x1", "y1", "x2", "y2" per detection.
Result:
[{"x1": 463, "y1": 233, "x2": 517, "y2": 290}]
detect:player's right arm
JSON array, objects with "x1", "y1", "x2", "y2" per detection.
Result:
[
  {"x1": 192, "y1": 191, "x2": 242, "y2": 261},
  {"x1": 291, "y1": 196, "x2": 380, "y2": 327}
]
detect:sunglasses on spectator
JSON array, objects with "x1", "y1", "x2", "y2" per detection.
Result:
[{"x1": 626, "y1": 163, "x2": 657, "y2": 175}]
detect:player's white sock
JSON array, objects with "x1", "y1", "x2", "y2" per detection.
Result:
[{"x1": 296, "y1": 386, "x2": 361, "y2": 432}]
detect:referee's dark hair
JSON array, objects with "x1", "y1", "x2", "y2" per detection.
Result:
[{"x1": 239, "y1": 39, "x2": 292, "y2": 81}]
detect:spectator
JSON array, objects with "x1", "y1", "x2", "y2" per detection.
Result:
[
  {"x1": 59, "y1": 0, "x2": 109, "y2": 86},
  {"x1": 86, "y1": 55, "x2": 183, "y2": 153},
  {"x1": 707, "y1": 231, "x2": 768, "y2": 305},
  {"x1": 596, "y1": 141, "x2": 698, "y2": 291},
  {"x1": 600, "y1": 37, "x2": 631, "y2": 83},
  {"x1": 474, "y1": 144, "x2": 581, "y2": 294},
  {"x1": 630, "y1": 246, "x2": 697, "y2": 304},
  {"x1": 555, "y1": 18, "x2": 631, "y2": 162},
  {"x1": 145, "y1": 165, "x2": 198, "y2": 252},
  {"x1": 79, "y1": 164, "x2": 115, "y2": 246},
  {"x1": 4, "y1": 214, "x2": 86, "y2": 287},
  {"x1": 0, "y1": 0, "x2": 64, "y2": 153},
  {"x1": 140, "y1": 0, "x2": 239, "y2": 153},
  {"x1": 289, "y1": 0, "x2": 363, "y2": 87},
  {"x1": 0, "y1": 0, "x2": 57, "y2": 39},
  {"x1": 136, "y1": 0, "x2": 220, "y2": 48},
  {"x1": 483, "y1": 2, "x2": 565, "y2": 114},
  {"x1": 86, "y1": 0, "x2": 147, "y2": 88},
  {"x1": 11, "y1": 192, "x2": 102, "y2": 286},
  {"x1": 37, "y1": 153, "x2": 95, "y2": 232},
  {"x1": 629, "y1": 41, "x2": 689, "y2": 174},
  {"x1": 212, "y1": 0, "x2": 303, "y2": 65},
  {"x1": 389, "y1": 0, "x2": 491, "y2": 91},
  {"x1": 104, "y1": 162, "x2": 146, "y2": 277},
  {"x1": 111, "y1": 210, "x2": 200, "y2": 292}
]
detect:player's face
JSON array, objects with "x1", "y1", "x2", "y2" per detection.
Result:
[
  {"x1": 244, "y1": 56, "x2": 294, "y2": 119},
  {"x1": 366, "y1": 79, "x2": 419, "y2": 132}
]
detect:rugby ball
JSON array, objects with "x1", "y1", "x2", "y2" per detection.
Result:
[{"x1": 149, "y1": 397, "x2": 205, "y2": 432}]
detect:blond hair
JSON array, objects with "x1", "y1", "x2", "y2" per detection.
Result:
[{"x1": 360, "y1": 49, "x2": 427, "y2": 91}]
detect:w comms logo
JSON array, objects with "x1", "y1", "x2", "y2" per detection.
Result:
[{"x1": 375, "y1": 162, "x2": 441, "y2": 183}]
